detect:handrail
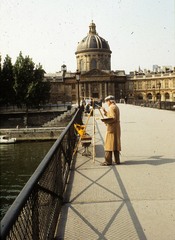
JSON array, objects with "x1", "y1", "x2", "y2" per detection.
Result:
[
  {"x1": 127, "y1": 99, "x2": 175, "y2": 110},
  {"x1": 1, "y1": 106, "x2": 83, "y2": 240}
]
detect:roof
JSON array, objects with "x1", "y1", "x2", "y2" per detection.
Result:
[{"x1": 75, "y1": 21, "x2": 111, "y2": 54}]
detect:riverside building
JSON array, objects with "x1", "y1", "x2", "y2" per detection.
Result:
[
  {"x1": 44, "y1": 21, "x2": 175, "y2": 104},
  {"x1": 125, "y1": 67, "x2": 175, "y2": 102}
]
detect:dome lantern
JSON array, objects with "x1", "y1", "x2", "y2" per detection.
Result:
[{"x1": 89, "y1": 20, "x2": 97, "y2": 35}]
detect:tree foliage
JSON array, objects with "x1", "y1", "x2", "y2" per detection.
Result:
[
  {"x1": 13, "y1": 52, "x2": 35, "y2": 109},
  {"x1": 33, "y1": 65, "x2": 51, "y2": 106},
  {"x1": 0, "y1": 52, "x2": 50, "y2": 109},
  {"x1": 0, "y1": 55, "x2": 15, "y2": 106}
]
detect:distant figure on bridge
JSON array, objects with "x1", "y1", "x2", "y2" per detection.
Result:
[
  {"x1": 100, "y1": 95, "x2": 121, "y2": 166},
  {"x1": 85, "y1": 103, "x2": 90, "y2": 113},
  {"x1": 125, "y1": 96, "x2": 128, "y2": 104}
]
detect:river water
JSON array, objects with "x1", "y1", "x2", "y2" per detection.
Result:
[{"x1": 0, "y1": 141, "x2": 55, "y2": 221}]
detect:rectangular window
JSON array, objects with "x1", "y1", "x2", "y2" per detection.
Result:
[
  {"x1": 147, "y1": 81, "x2": 151, "y2": 89},
  {"x1": 72, "y1": 83, "x2": 75, "y2": 89},
  {"x1": 165, "y1": 80, "x2": 169, "y2": 88},
  {"x1": 156, "y1": 81, "x2": 161, "y2": 89},
  {"x1": 128, "y1": 82, "x2": 133, "y2": 90},
  {"x1": 86, "y1": 83, "x2": 89, "y2": 91},
  {"x1": 86, "y1": 83, "x2": 89, "y2": 97},
  {"x1": 138, "y1": 81, "x2": 142, "y2": 90}
]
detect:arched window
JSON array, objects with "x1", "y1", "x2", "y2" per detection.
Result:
[
  {"x1": 104, "y1": 59, "x2": 108, "y2": 70},
  {"x1": 173, "y1": 92, "x2": 175, "y2": 101},
  {"x1": 165, "y1": 93, "x2": 169, "y2": 100},
  {"x1": 147, "y1": 93, "x2": 152, "y2": 99},
  {"x1": 90, "y1": 59, "x2": 97, "y2": 70},
  {"x1": 157, "y1": 93, "x2": 161, "y2": 100},
  {"x1": 138, "y1": 93, "x2": 143, "y2": 99},
  {"x1": 80, "y1": 60, "x2": 84, "y2": 71}
]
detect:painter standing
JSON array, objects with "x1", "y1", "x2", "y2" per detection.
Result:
[{"x1": 100, "y1": 95, "x2": 121, "y2": 166}]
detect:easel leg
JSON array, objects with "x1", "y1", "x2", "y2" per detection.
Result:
[
  {"x1": 73, "y1": 135, "x2": 82, "y2": 156},
  {"x1": 98, "y1": 108, "x2": 104, "y2": 119}
]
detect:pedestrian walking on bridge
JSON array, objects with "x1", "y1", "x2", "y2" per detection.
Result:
[{"x1": 100, "y1": 95, "x2": 121, "y2": 166}]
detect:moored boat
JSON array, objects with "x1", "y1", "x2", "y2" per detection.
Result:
[{"x1": 0, "y1": 135, "x2": 17, "y2": 144}]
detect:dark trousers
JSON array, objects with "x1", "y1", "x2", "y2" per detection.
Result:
[{"x1": 105, "y1": 151, "x2": 120, "y2": 164}]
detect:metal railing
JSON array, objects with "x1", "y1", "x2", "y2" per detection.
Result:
[
  {"x1": 127, "y1": 99, "x2": 175, "y2": 110},
  {"x1": 1, "y1": 107, "x2": 83, "y2": 240}
]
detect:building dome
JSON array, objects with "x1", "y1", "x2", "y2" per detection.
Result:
[
  {"x1": 75, "y1": 21, "x2": 112, "y2": 71},
  {"x1": 76, "y1": 21, "x2": 111, "y2": 54}
]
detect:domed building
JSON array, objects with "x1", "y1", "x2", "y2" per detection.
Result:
[
  {"x1": 75, "y1": 21, "x2": 112, "y2": 72},
  {"x1": 44, "y1": 21, "x2": 126, "y2": 103},
  {"x1": 74, "y1": 21, "x2": 126, "y2": 100}
]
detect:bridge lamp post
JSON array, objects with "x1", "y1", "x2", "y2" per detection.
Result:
[
  {"x1": 145, "y1": 82, "x2": 148, "y2": 102},
  {"x1": 76, "y1": 70, "x2": 81, "y2": 108},
  {"x1": 134, "y1": 83, "x2": 136, "y2": 105},
  {"x1": 158, "y1": 82, "x2": 161, "y2": 109},
  {"x1": 152, "y1": 85, "x2": 155, "y2": 103},
  {"x1": 120, "y1": 89, "x2": 123, "y2": 100}
]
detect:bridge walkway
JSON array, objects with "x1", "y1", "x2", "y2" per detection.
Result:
[{"x1": 55, "y1": 103, "x2": 175, "y2": 240}]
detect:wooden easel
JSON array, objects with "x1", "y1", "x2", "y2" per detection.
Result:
[
  {"x1": 73, "y1": 107, "x2": 93, "y2": 156},
  {"x1": 73, "y1": 100, "x2": 104, "y2": 163}
]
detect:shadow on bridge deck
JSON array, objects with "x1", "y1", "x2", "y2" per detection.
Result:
[{"x1": 55, "y1": 104, "x2": 175, "y2": 240}]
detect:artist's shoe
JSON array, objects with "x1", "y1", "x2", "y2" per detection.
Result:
[
  {"x1": 100, "y1": 162, "x2": 112, "y2": 166},
  {"x1": 113, "y1": 161, "x2": 120, "y2": 165}
]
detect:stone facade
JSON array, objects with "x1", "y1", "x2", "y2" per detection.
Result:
[
  {"x1": 76, "y1": 51, "x2": 111, "y2": 72},
  {"x1": 125, "y1": 68, "x2": 175, "y2": 102}
]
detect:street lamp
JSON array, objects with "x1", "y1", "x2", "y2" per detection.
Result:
[
  {"x1": 158, "y1": 82, "x2": 161, "y2": 109},
  {"x1": 120, "y1": 89, "x2": 123, "y2": 101},
  {"x1": 152, "y1": 85, "x2": 155, "y2": 103},
  {"x1": 145, "y1": 81, "x2": 148, "y2": 102},
  {"x1": 75, "y1": 69, "x2": 81, "y2": 108},
  {"x1": 134, "y1": 83, "x2": 136, "y2": 105}
]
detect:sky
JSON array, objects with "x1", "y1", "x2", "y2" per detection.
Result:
[{"x1": 0, "y1": 0, "x2": 175, "y2": 74}]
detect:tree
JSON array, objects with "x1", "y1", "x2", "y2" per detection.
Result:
[
  {"x1": 1, "y1": 55, "x2": 16, "y2": 106},
  {"x1": 13, "y1": 52, "x2": 50, "y2": 123},
  {"x1": 13, "y1": 52, "x2": 35, "y2": 110},
  {"x1": 33, "y1": 64, "x2": 50, "y2": 107},
  {"x1": 0, "y1": 51, "x2": 50, "y2": 116},
  {"x1": 0, "y1": 55, "x2": 2, "y2": 106}
]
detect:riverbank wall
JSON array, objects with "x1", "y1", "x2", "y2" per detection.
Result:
[
  {"x1": 0, "y1": 110, "x2": 66, "y2": 128},
  {"x1": 0, "y1": 105, "x2": 75, "y2": 128},
  {"x1": 0, "y1": 127, "x2": 65, "y2": 141},
  {"x1": 0, "y1": 105, "x2": 78, "y2": 141}
]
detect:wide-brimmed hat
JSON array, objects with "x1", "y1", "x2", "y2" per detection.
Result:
[{"x1": 105, "y1": 95, "x2": 115, "y2": 101}]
